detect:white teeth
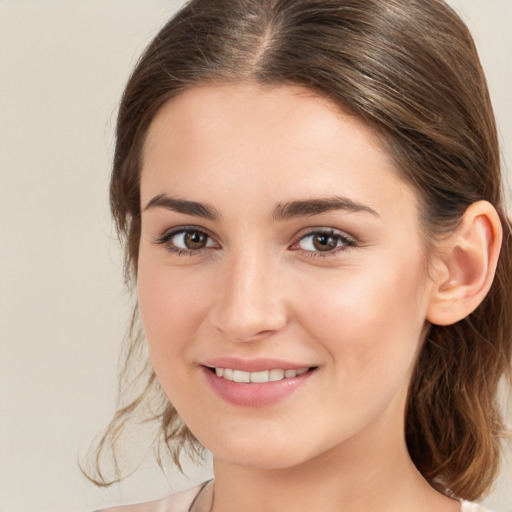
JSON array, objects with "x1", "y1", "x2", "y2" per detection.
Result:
[
  {"x1": 269, "y1": 369, "x2": 285, "y2": 381},
  {"x1": 250, "y1": 370, "x2": 269, "y2": 383},
  {"x1": 213, "y1": 367, "x2": 310, "y2": 383},
  {"x1": 233, "y1": 370, "x2": 251, "y2": 383}
]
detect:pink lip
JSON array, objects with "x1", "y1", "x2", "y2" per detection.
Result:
[
  {"x1": 200, "y1": 359, "x2": 316, "y2": 407},
  {"x1": 202, "y1": 357, "x2": 311, "y2": 372}
]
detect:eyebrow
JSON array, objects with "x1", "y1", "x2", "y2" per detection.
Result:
[
  {"x1": 143, "y1": 194, "x2": 221, "y2": 220},
  {"x1": 143, "y1": 193, "x2": 379, "y2": 222},
  {"x1": 271, "y1": 196, "x2": 379, "y2": 221}
]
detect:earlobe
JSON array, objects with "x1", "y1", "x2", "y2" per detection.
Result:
[{"x1": 427, "y1": 201, "x2": 502, "y2": 326}]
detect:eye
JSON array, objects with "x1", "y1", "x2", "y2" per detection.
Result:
[
  {"x1": 293, "y1": 229, "x2": 356, "y2": 255},
  {"x1": 155, "y1": 227, "x2": 217, "y2": 255},
  {"x1": 173, "y1": 230, "x2": 210, "y2": 250}
]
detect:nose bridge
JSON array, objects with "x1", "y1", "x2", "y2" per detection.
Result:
[{"x1": 213, "y1": 246, "x2": 287, "y2": 342}]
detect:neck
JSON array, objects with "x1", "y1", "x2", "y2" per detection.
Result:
[{"x1": 209, "y1": 408, "x2": 459, "y2": 512}]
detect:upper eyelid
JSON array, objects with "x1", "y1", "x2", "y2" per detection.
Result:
[
  {"x1": 154, "y1": 225, "x2": 216, "y2": 243},
  {"x1": 153, "y1": 227, "x2": 219, "y2": 257},
  {"x1": 152, "y1": 225, "x2": 356, "y2": 250},
  {"x1": 292, "y1": 226, "x2": 356, "y2": 242}
]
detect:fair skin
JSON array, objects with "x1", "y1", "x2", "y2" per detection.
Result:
[{"x1": 136, "y1": 83, "x2": 501, "y2": 512}]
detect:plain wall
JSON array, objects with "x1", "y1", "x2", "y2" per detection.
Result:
[{"x1": 0, "y1": 1, "x2": 510, "y2": 511}]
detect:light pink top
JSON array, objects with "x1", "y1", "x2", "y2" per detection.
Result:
[{"x1": 96, "y1": 481, "x2": 491, "y2": 512}]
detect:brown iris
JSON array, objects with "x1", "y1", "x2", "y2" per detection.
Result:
[
  {"x1": 312, "y1": 233, "x2": 338, "y2": 251},
  {"x1": 184, "y1": 230, "x2": 208, "y2": 249}
]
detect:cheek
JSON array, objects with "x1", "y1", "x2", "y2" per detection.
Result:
[
  {"x1": 295, "y1": 256, "x2": 429, "y2": 378},
  {"x1": 137, "y1": 262, "x2": 217, "y2": 419},
  {"x1": 137, "y1": 257, "x2": 210, "y2": 374}
]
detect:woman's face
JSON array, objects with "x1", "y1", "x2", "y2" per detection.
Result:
[{"x1": 138, "y1": 83, "x2": 436, "y2": 469}]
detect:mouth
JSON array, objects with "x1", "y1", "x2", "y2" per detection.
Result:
[
  {"x1": 200, "y1": 358, "x2": 318, "y2": 406},
  {"x1": 202, "y1": 364, "x2": 317, "y2": 407},
  {"x1": 207, "y1": 366, "x2": 313, "y2": 383}
]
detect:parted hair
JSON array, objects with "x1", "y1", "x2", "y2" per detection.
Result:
[{"x1": 90, "y1": 0, "x2": 512, "y2": 500}]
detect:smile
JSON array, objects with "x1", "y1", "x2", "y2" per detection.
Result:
[
  {"x1": 203, "y1": 364, "x2": 316, "y2": 407},
  {"x1": 214, "y1": 367, "x2": 309, "y2": 383}
]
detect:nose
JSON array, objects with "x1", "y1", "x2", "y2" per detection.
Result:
[{"x1": 211, "y1": 251, "x2": 288, "y2": 343}]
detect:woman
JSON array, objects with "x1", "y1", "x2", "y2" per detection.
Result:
[{"x1": 90, "y1": 0, "x2": 512, "y2": 510}]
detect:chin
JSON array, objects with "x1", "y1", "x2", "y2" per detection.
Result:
[
  {"x1": 212, "y1": 444, "x2": 312, "y2": 470},
  {"x1": 196, "y1": 426, "x2": 333, "y2": 471}
]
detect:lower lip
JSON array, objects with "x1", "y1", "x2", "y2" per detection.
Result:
[{"x1": 201, "y1": 367, "x2": 315, "y2": 407}]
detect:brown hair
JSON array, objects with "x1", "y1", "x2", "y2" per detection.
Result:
[{"x1": 89, "y1": 0, "x2": 512, "y2": 500}]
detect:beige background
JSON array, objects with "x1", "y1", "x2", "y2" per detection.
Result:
[{"x1": 0, "y1": 1, "x2": 511, "y2": 511}]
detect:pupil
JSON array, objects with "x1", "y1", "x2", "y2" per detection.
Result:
[
  {"x1": 185, "y1": 231, "x2": 206, "y2": 249},
  {"x1": 313, "y1": 234, "x2": 336, "y2": 251}
]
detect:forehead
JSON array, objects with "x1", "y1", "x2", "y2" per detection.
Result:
[
  {"x1": 144, "y1": 82, "x2": 385, "y2": 162},
  {"x1": 141, "y1": 82, "x2": 417, "y2": 222}
]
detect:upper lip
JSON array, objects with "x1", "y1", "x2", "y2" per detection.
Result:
[{"x1": 201, "y1": 357, "x2": 314, "y2": 373}]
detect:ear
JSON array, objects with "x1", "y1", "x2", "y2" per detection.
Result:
[{"x1": 427, "y1": 201, "x2": 502, "y2": 326}]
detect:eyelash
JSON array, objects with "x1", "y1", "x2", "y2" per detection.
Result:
[
  {"x1": 153, "y1": 226, "x2": 216, "y2": 257},
  {"x1": 292, "y1": 228, "x2": 356, "y2": 259},
  {"x1": 153, "y1": 227, "x2": 356, "y2": 258}
]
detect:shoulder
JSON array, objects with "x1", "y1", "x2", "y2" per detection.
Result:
[
  {"x1": 94, "y1": 482, "x2": 208, "y2": 512},
  {"x1": 460, "y1": 501, "x2": 494, "y2": 512}
]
